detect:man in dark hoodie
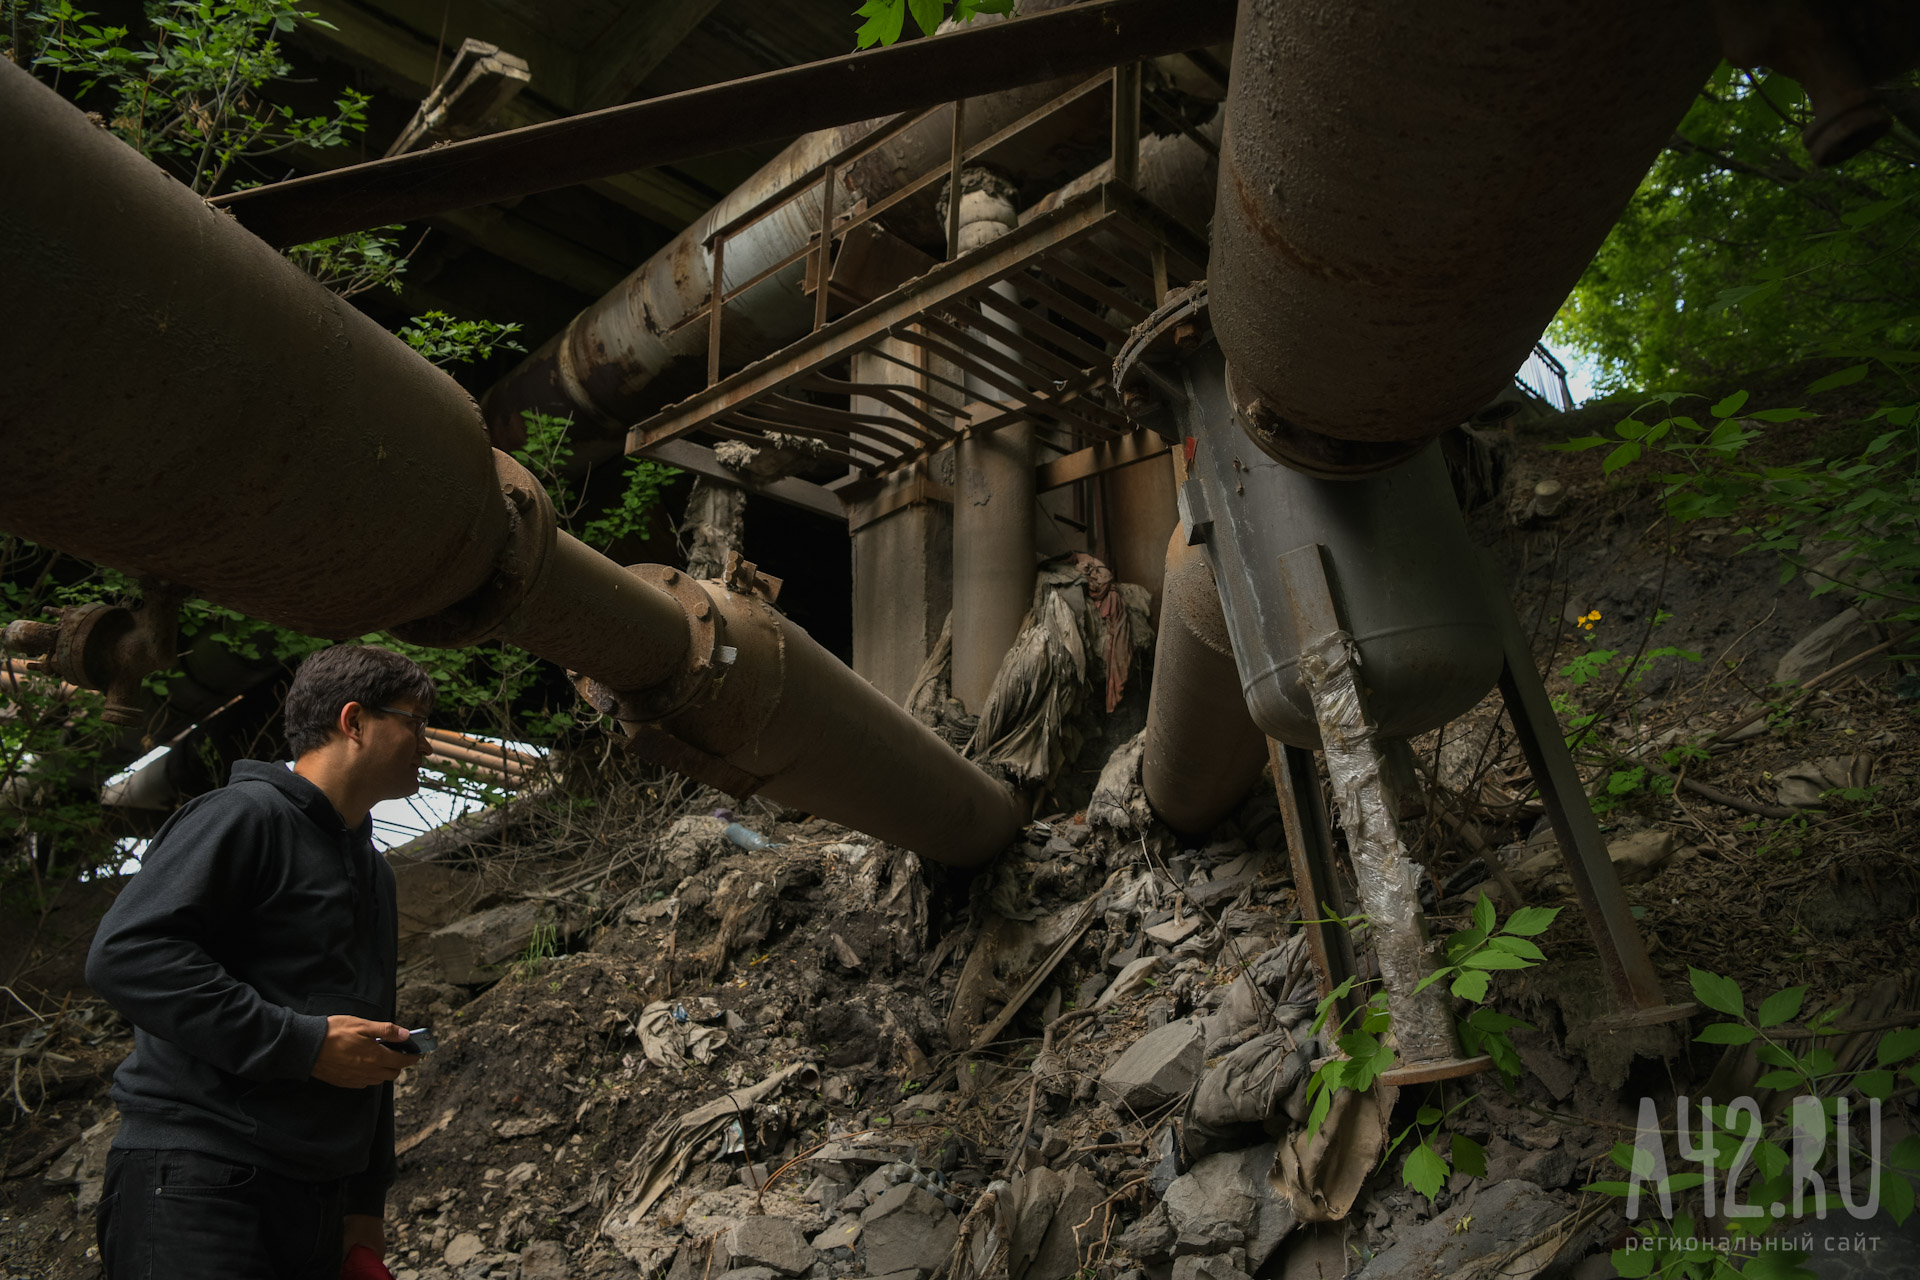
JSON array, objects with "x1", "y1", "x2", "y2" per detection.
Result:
[{"x1": 87, "y1": 644, "x2": 437, "y2": 1279}]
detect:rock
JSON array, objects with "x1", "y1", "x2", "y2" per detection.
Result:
[
  {"x1": 1095, "y1": 956, "x2": 1164, "y2": 1009},
  {"x1": 1099, "y1": 1019, "x2": 1205, "y2": 1111},
  {"x1": 803, "y1": 1175, "x2": 847, "y2": 1213},
  {"x1": 1027, "y1": 1167, "x2": 1106, "y2": 1280},
  {"x1": 1076, "y1": 973, "x2": 1109, "y2": 1008},
  {"x1": 1774, "y1": 608, "x2": 1879, "y2": 685},
  {"x1": 428, "y1": 900, "x2": 555, "y2": 984},
  {"x1": 1173, "y1": 1257, "x2": 1253, "y2": 1280},
  {"x1": 1354, "y1": 1180, "x2": 1576, "y2": 1280},
  {"x1": 1606, "y1": 829, "x2": 1674, "y2": 885},
  {"x1": 716, "y1": 1269, "x2": 778, "y2": 1280},
  {"x1": 1145, "y1": 914, "x2": 1203, "y2": 947},
  {"x1": 1775, "y1": 755, "x2": 1872, "y2": 808},
  {"x1": 1163, "y1": 1144, "x2": 1294, "y2": 1272},
  {"x1": 516, "y1": 1240, "x2": 568, "y2": 1280},
  {"x1": 1002, "y1": 1168, "x2": 1065, "y2": 1280},
  {"x1": 1188, "y1": 870, "x2": 1259, "y2": 910},
  {"x1": 445, "y1": 1234, "x2": 485, "y2": 1268},
  {"x1": 812, "y1": 1218, "x2": 862, "y2": 1253},
  {"x1": 726, "y1": 1215, "x2": 819, "y2": 1276},
  {"x1": 1115, "y1": 1203, "x2": 1177, "y2": 1262},
  {"x1": 860, "y1": 1184, "x2": 959, "y2": 1277}
]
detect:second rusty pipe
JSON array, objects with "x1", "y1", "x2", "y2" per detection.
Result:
[{"x1": 1140, "y1": 530, "x2": 1269, "y2": 836}]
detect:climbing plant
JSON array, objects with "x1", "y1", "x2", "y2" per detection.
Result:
[{"x1": 851, "y1": 0, "x2": 1010, "y2": 49}]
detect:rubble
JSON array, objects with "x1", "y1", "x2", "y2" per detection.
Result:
[{"x1": 1097, "y1": 1019, "x2": 1204, "y2": 1112}]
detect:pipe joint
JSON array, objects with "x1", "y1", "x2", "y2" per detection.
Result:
[
  {"x1": 4, "y1": 583, "x2": 184, "y2": 727},
  {"x1": 1226, "y1": 363, "x2": 1429, "y2": 481},
  {"x1": 390, "y1": 450, "x2": 558, "y2": 648},
  {"x1": 574, "y1": 564, "x2": 726, "y2": 722}
]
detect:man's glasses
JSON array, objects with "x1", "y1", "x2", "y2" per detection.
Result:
[{"x1": 374, "y1": 705, "x2": 431, "y2": 740}]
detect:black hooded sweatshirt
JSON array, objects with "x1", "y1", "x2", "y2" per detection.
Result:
[{"x1": 86, "y1": 760, "x2": 397, "y2": 1215}]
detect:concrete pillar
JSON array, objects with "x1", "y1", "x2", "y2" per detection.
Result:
[
  {"x1": 951, "y1": 423, "x2": 1036, "y2": 712},
  {"x1": 1099, "y1": 450, "x2": 1178, "y2": 623},
  {"x1": 850, "y1": 337, "x2": 952, "y2": 705}
]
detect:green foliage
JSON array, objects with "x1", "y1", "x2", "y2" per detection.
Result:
[
  {"x1": 1551, "y1": 64, "x2": 1920, "y2": 393},
  {"x1": 1555, "y1": 378, "x2": 1919, "y2": 626},
  {"x1": 851, "y1": 0, "x2": 1010, "y2": 49},
  {"x1": 512, "y1": 412, "x2": 680, "y2": 555},
  {"x1": 1299, "y1": 895, "x2": 1555, "y2": 1204},
  {"x1": 9, "y1": 0, "x2": 366, "y2": 196},
  {"x1": 1586, "y1": 970, "x2": 1920, "y2": 1276},
  {"x1": 398, "y1": 311, "x2": 526, "y2": 368}
]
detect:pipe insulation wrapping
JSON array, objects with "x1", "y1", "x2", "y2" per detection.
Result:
[{"x1": 1298, "y1": 632, "x2": 1456, "y2": 1065}]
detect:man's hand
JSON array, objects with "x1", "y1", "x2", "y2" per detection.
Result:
[{"x1": 311, "y1": 1016, "x2": 410, "y2": 1088}]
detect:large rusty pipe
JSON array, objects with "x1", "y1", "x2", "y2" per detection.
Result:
[
  {"x1": 0, "y1": 62, "x2": 1020, "y2": 867},
  {"x1": 1209, "y1": 0, "x2": 1718, "y2": 460},
  {"x1": 1140, "y1": 530, "x2": 1268, "y2": 835},
  {"x1": 479, "y1": 0, "x2": 1144, "y2": 458}
]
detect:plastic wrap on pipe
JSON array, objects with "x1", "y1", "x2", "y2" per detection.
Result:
[{"x1": 1298, "y1": 631, "x2": 1456, "y2": 1064}]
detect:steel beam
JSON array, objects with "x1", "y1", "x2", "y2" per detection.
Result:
[{"x1": 212, "y1": 0, "x2": 1237, "y2": 247}]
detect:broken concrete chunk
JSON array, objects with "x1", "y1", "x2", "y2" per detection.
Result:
[
  {"x1": 1163, "y1": 1143, "x2": 1294, "y2": 1272},
  {"x1": 1095, "y1": 956, "x2": 1165, "y2": 1010},
  {"x1": 427, "y1": 900, "x2": 553, "y2": 984},
  {"x1": 516, "y1": 1239, "x2": 568, "y2": 1280},
  {"x1": 1605, "y1": 829, "x2": 1674, "y2": 885},
  {"x1": 860, "y1": 1184, "x2": 959, "y2": 1277},
  {"x1": 1002, "y1": 1167, "x2": 1065, "y2": 1280},
  {"x1": 1116, "y1": 1202, "x2": 1177, "y2": 1262},
  {"x1": 1099, "y1": 1019, "x2": 1204, "y2": 1112},
  {"x1": 812, "y1": 1217, "x2": 863, "y2": 1253},
  {"x1": 1353, "y1": 1179, "x2": 1577, "y2": 1280},
  {"x1": 716, "y1": 1268, "x2": 779, "y2": 1280},
  {"x1": 1188, "y1": 870, "x2": 1259, "y2": 910},
  {"x1": 1145, "y1": 914, "x2": 1203, "y2": 947},
  {"x1": 444, "y1": 1233, "x2": 485, "y2": 1268},
  {"x1": 725, "y1": 1216, "x2": 818, "y2": 1276}
]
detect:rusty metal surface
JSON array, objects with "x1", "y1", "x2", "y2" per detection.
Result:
[
  {"x1": 1485, "y1": 553, "x2": 1680, "y2": 1018},
  {"x1": 211, "y1": 0, "x2": 1236, "y2": 249},
  {"x1": 1270, "y1": 739, "x2": 1359, "y2": 1022},
  {"x1": 1139, "y1": 531, "x2": 1267, "y2": 834},
  {"x1": 0, "y1": 61, "x2": 511, "y2": 640},
  {"x1": 1209, "y1": 0, "x2": 1717, "y2": 448},
  {"x1": 2, "y1": 64, "x2": 1024, "y2": 869}
]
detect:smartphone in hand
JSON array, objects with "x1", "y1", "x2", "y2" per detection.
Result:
[{"x1": 376, "y1": 1027, "x2": 437, "y2": 1055}]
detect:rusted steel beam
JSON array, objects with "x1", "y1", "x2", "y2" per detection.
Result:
[
  {"x1": 636, "y1": 440, "x2": 844, "y2": 522},
  {"x1": 209, "y1": 0, "x2": 1237, "y2": 248},
  {"x1": 627, "y1": 187, "x2": 1115, "y2": 453},
  {"x1": 1036, "y1": 430, "x2": 1167, "y2": 493}
]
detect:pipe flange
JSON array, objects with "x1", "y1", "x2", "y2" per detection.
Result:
[
  {"x1": 1113, "y1": 283, "x2": 1210, "y2": 439},
  {"x1": 1225, "y1": 363, "x2": 1429, "y2": 480},
  {"x1": 391, "y1": 450, "x2": 557, "y2": 648},
  {"x1": 50, "y1": 602, "x2": 133, "y2": 691},
  {"x1": 577, "y1": 564, "x2": 720, "y2": 724}
]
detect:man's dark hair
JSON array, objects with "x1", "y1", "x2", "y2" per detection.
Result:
[{"x1": 283, "y1": 645, "x2": 436, "y2": 758}]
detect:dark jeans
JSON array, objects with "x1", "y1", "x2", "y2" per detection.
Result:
[{"x1": 98, "y1": 1148, "x2": 345, "y2": 1280}]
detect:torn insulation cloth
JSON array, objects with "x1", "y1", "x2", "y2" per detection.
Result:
[
  {"x1": 1297, "y1": 631, "x2": 1456, "y2": 1065},
  {"x1": 964, "y1": 558, "x2": 1152, "y2": 789},
  {"x1": 1086, "y1": 728, "x2": 1148, "y2": 831},
  {"x1": 1071, "y1": 552, "x2": 1133, "y2": 712},
  {"x1": 634, "y1": 1000, "x2": 728, "y2": 1070}
]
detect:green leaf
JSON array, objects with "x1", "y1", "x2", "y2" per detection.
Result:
[
  {"x1": 1689, "y1": 967, "x2": 1744, "y2": 1018},
  {"x1": 1451, "y1": 1133, "x2": 1487, "y2": 1179},
  {"x1": 1462, "y1": 950, "x2": 1531, "y2": 971},
  {"x1": 905, "y1": 0, "x2": 944, "y2": 37},
  {"x1": 1890, "y1": 1135, "x2": 1920, "y2": 1171},
  {"x1": 1857, "y1": 1069, "x2": 1896, "y2": 1101},
  {"x1": 1403, "y1": 1140, "x2": 1449, "y2": 1200},
  {"x1": 1415, "y1": 1105, "x2": 1442, "y2": 1127},
  {"x1": 1487, "y1": 935, "x2": 1546, "y2": 962},
  {"x1": 1710, "y1": 390, "x2": 1749, "y2": 419},
  {"x1": 1757, "y1": 986, "x2": 1807, "y2": 1027},
  {"x1": 1746, "y1": 406, "x2": 1817, "y2": 422},
  {"x1": 1450, "y1": 970, "x2": 1491, "y2": 1002},
  {"x1": 1585, "y1": 1180, "x2": 1635, "y2": 1197},
  {"x1": 1753, "y1": 1068, "x2": 1803, "y2": 1090},
  {"x1": 1755, "y1": 1042, "x2": 1797, "y2": 1069},
  {"x1": 1883, "y1": 1169, "x2": 1915, "y2": 1226},
  {"x1": 1472, "y1": 892, "x2": 1496, "y2": 935},
  {"x1": 1500, "y1": 906, "x2": 1561, "y2": 937},
  {"x1": 1603, "y1": 441, "x2": 1642, "y2": 474},
  {"x1": 1611, "y1": 1246, "x2": 1656, "y2": 1278},
  {"x1": 1807, "y1": 363, "x2": 1869, "y2": 394},
  {"x1": 1696, "y1": 1023, "x2": 1756, "y2": 1045},
  {"x1": 1876, "y1": 1027, "x2": 1920, "y2": 1066}
]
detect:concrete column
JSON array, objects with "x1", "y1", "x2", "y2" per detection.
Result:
[
  {"x1": 850, "y1": 337, "x2": 952, "y2": 704},
  {"x1": 951, "y1": 423, "x2": 1036, "y2": 712}
]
